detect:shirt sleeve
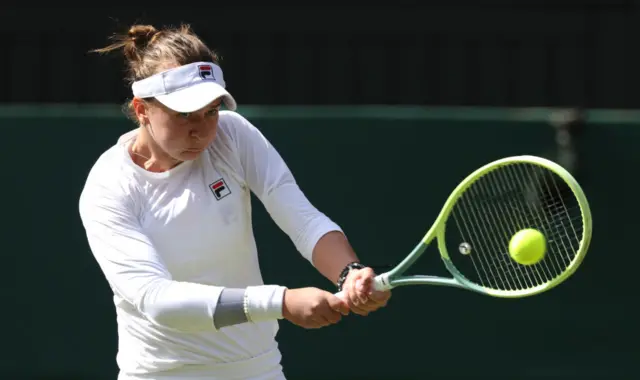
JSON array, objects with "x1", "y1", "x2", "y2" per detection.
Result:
[
  {"x1": 78, "y1": 177, "x2": 224, "y2": 333},
  {"x1": 228, "y1": 113, "x2": 343, "y2": 263}
]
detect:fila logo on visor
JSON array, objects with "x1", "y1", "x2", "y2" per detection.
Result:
[{"x1": 198, "y1": 65, "x2": 215, "y2": 80}]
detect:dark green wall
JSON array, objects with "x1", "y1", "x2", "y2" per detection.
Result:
[{"x1": 1, "y1": 106, "x2": 634, "y2": 379}]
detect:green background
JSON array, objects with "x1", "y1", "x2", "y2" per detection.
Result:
[{"x1": 1, "y1": 106, "x2": 634, "y2": 379}]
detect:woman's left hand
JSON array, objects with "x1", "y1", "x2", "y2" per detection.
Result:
[{"x1": 342, "y1": 267, "x2": 391, "y2": 316}]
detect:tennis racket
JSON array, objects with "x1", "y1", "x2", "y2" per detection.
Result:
[{"x1": 336, "y1": 155, "x2": 592, "y2": 299}]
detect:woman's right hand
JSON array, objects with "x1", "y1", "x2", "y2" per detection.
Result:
[{"x1": 282, "y1": 287, "x2": 350, "y2": 329}]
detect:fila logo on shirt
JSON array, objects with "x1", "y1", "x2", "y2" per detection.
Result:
[
  {"x1": 209, "y1": 178, "x2": 231, "y2": 200},
  {"x1": 198, "y1": 65, "x2": 215, "y2": 80}
]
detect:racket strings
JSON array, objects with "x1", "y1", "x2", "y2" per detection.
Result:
[
  {"x1": 490, "y1": 165, "x2": 577, "y2": 288},
  {"x1": 447, "y1": 162, "x2": 584, "y2": 291},
  {"x1": 495, "y1": 165, "x2": 573, "y2": 283}
]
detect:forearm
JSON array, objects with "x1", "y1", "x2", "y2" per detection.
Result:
[
  {"x1": 311, "y1": 230, "x2": 360, "y2": 284},
  {"x1": 213, "y1": 286, "x2": 286, "y2": 328},
  {"x1": 141, "y1": 281, "x2": 286, "y2": 331},
  {"x1": 213, "y1": 288, "x2": 247, "y2": 328}
]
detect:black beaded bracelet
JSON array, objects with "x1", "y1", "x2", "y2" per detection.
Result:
[{"x1": 336, "y1": 262, "x2": 366, "y2": 291}]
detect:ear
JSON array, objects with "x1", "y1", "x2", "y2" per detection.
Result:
[{"x1": 132, "y1": 97, "x2": 150, "y2": 125}]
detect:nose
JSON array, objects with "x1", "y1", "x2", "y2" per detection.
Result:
[{"x1": 189, "y1": 119, "x2": 209, "y2": 139}]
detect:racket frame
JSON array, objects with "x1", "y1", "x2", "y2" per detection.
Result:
[{"x1": 372, "y1": 155, "x2": 592, "y2": 298}]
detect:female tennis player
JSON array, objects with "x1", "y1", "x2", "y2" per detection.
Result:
[{"x1": 78, "y1": 24, "x2": 391, "y2": 380}]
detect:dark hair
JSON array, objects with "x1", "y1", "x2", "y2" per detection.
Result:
[{"x1": 91, "y1": 24, "x2": 220, "y2": 121}]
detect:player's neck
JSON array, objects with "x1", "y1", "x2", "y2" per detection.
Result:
[{"x1": 130, "y1": 128, "x2": 182, "y2": 173}]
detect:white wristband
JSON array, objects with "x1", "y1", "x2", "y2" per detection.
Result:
[{"x1": 243, "y1": 285, "x2": 287, "y2": 323}]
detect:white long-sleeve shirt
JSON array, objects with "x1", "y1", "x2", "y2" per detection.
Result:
[{"x1": 78, "y1": 111, "x2": 342, "y2": 378}]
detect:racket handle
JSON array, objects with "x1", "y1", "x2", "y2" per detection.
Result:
[{"x1": 334, "y1": 274, "x2": 391, "y2": 301}]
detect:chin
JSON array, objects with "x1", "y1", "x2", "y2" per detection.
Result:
[{"x1": 179, "y1": 148, "x2": 205, "y2": 160}]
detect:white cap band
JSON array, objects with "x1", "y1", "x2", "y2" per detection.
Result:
[{"x1": 131, "y1": 61, "x2": 237, "y2": 113}]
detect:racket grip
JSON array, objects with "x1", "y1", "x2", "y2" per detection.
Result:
[{"x1": 334, "y1": 274, "x2": 390, "y2": 301}]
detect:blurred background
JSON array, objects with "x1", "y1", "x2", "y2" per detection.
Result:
[{"x1": 2, "y1": 3, "x2": 638, "y2": 380}]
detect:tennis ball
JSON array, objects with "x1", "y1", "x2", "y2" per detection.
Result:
[{"x1": 508, "y1": 229, "x2": 546, "y2": 265}]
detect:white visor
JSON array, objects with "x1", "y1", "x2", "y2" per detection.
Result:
[{"x1": 131, "y1": 61, "x2": 237, "y2": 113}]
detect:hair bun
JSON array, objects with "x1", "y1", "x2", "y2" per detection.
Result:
[
  {"x1": 128, "y1": 25, "x2": 159, "y2": 49},
  {"x1": 122, "y1": 25, "x2": 160, "y2": 63}
]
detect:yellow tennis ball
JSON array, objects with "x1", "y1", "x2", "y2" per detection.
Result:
[{"x1": 508, "y1": 229, "x2": 546, "y2": 265}]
